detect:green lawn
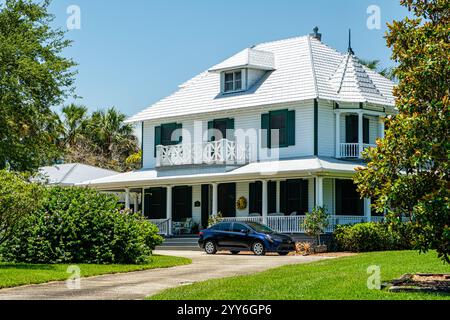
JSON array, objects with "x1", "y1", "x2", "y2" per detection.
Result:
[
  {"x1": 0, "y1": 255, "x2": 191, "y2": 289},
  {"x1": 150, "y1": 251, "x2": 449, "y2": 300}
]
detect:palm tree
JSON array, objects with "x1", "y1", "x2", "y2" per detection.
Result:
[
  {"x1": 88, "y1": 107, "x2": 139, "y2": 165},
  {"x1": 61, "y1": 104, "x2": 88, "y2": 147}
]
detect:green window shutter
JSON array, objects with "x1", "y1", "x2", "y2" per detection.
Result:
[
  {"x1": 300, "y1": 180, "x2": 308, "y2": 215},
  {"x1": 335, "y1": 179, "x2": 342, "y2": 215},
  {"x1": 177, "y1": 123, "x2": 183, "y2": 143},
  {"x1": 261, "y1": 113, "x2": 270, "y2": 148},
  {"x1": 363, "y1": 118, "x2": 370, "y2": 144},
  {"x1": 287, "y1": 110, "x2": 296, "y2": 146},
  {"x1": 280, "y1": 181, "x2": 286, "y2": 215},
  {"x1": 268, "y1": 181, "x2": 277, "y2": 213},
  {"x1": 346, "y1": 115, "x2": 358, "y2": 143},
  {"x1": 154, "y1": 126, "x2": 161, "y2": 157},
  {"x1": 227, "y1": 118, "x2": 235, "y2": 140},
  {"x1": 208, "y1": 121, "x2": 214, "y2": 141}
]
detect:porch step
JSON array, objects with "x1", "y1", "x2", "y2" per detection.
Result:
[{"x1": 156, "y1": 236, "x2": 202, "y2": 251}]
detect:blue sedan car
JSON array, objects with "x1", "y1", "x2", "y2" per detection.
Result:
[{"x1": 198, "y1": 221, "x2": 295, "y2": 256}]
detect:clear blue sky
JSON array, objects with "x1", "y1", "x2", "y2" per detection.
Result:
[{"x1": 48, "y1": 0, "x2": 409, "y2": 117}]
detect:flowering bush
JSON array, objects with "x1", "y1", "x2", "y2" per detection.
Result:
[{"x1": 0, "y1": 187, "x2": 163, "y2": 264}]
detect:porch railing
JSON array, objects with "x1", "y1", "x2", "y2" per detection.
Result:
[
  {"x1": 222, "y1": 215, "x2": 392, "y2": 234},
  {"x1": 156, "y1": 139, "x2": 254, "y2": 167},
  {"x1": 149, "y1": 218, "x2": 171, "y2": 236},
  {"x1": 339, "y1": 143, "x2": 376, "y2": 158}
]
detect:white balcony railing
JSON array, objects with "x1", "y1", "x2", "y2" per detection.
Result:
[
  {"x1": 339, "y1": 143, "x2": 376, "y2": 158},
  {"x1": 156, "y1": 139, "x2": 254, "y2": 167}
]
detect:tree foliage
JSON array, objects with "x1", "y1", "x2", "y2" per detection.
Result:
[
  {"x1": 0, "y1": 0, "x2": 76, "y2": 172},
  {"x1": 354, "y1": 0, "x2": 449, "y2": 263},
  {"x1": 0, "y1": 170, "x2": 43, "y2": 245},
  {"x1": 61, "y1": 105, "x2": 140, "y2": 172}
]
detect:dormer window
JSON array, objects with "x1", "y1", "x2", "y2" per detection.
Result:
[{"x1": 224, "y1": 70, "x2": 243, "y2": 93}]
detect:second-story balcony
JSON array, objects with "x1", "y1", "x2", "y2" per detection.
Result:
[
  {"x1": 339, "y1": 143, "x2": 377, "y2": 159},
  {"x1": 156, "y1": 139, "x2": 255, "y2": 167},
  {"x1": 335, "y1": 109, "x2": 385, "y2": 159}
]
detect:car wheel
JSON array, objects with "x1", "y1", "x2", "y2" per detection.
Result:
[
  {"x1": 204, "y1": 240, "x2": 217, "y2": 255},
  {"x1": 251, "y1": 241, "x2": 266, "y2": 256},
  {"x1": 230, "y1": 251, "x2": 240, "y2": 255},
  {"x1": 278, "y1": 252, "x2": 289, "y2": 256}
]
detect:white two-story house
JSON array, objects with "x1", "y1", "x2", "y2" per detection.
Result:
[{"x1": 81, "y1": 29, "x2": 396, "y2": 236}]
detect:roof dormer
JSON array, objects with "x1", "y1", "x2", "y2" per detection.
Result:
[{"x1": 209, "y1": 48, "x2": 275, "y2": 94}]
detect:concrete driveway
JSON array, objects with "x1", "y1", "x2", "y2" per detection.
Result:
[{"x1": 0, "y1": 250, "x2": 330, "y2": 300}]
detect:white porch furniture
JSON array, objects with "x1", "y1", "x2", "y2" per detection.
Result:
[{"x1": 173, "y1": 218, "x2": 193, "y2": 235}]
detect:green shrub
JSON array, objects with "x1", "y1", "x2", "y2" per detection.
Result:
[
  {"x1": 333, "y1": 222, "x2": 414, "y2": 252},
  {"x1": 0, "y1": 187, "x2": 163, "y2": 264},
  {"x1": 0, "y1": 170, "x2": 43, "y2": 246}
]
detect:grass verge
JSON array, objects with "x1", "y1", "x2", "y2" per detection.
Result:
[
  {"x1": 149, "y1": 251, "x2": 449, "y2": 300},
  {"x1": 0, "y1": 255, "x2": 191, "y2": 289}
]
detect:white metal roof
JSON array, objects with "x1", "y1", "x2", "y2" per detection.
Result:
[
  {"x1": 77, "y1": 157, "x2": 364, "y2": 190},
  {"x1": 35, "y1": 163, "x2": 119, "y2": 186},
  {"x1": 209, "y1": 48, "x2": 276, "y2": 72},
  {"x1": 127, "y1": 35, "x2": 395, "y2": 123}
]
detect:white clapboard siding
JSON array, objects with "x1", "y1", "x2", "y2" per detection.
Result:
[{"x1": 142, "y1": 101, "x2": 314, "y2": 169}]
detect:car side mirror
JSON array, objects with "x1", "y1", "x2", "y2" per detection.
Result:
[{"x1": 241, "y1": 229, "x2": 249, "y2": 234}]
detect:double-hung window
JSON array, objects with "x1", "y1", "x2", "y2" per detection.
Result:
[{"x1": 224, "y1": 70, "x2": 243, "y2": 93}]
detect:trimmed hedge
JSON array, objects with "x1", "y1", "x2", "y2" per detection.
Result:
[
  {"x1": 0, "y1": 187, "x2": 163, "y2": 264},
  {"x1": 333, "y1": 222, "x2": 414, "y2": 252}
]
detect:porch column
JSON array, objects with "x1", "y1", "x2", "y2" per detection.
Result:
[
  {"x1": 276, "y1": 180, "x2": 281, "y2": 213},
  {"x1": 379, "y1": 117, "x2": 385, "y2": 139},
  {"x1": 262, "y1": 180, "x2": 268, "y2": 224},
  {"x1": 364, "y1": 198, "x2": 372, "y2": 222},
  {"x1": 125, "y1": 188, "x2": 130, "y2": 210},
  {"x1": 212, "y1": 183, "x2": 218, "y2": 216},
  {"x1": 335, "y1": 112, "x2": 341, "y2": 158},
  {"x1": 315, "y1": 177, "x2": 324, "y2": 207},
  {"x1": 141, "y1": 187, "x2": 145, "y2": 217},
  {"x1": 166, "y1": 186, "x2": 173, "y2": 235},
  {"x1": 358, "y1": 111, "x2": 364, "y2": 158},
  {"x1": 133, "y1": 193, "x2": 138, "y2": 213}
]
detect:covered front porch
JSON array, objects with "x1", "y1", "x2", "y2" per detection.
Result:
[
  {"x1": 80, "y1": 157, "x2": 381, "y2": 236},
  {"x1": 122, "y1": 177, "x2": 380, "y2": 236}
]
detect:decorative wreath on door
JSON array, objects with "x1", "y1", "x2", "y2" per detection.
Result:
[{"x1": 236, "y1": 196, "x2": 247, "y2": 210}]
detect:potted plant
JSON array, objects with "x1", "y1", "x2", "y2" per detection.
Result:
[
  {"x1": 208, "y1": 212, "x2": 223, "y2": 227},
  {"x1": 302, "y1": 206, "x2": 330, "y2": 253}
]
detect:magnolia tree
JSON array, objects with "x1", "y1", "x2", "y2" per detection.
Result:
[{"x1": 354, "y1": 0, "x2": 449, "y2": 263}]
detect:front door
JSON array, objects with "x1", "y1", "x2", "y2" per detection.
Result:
[
  {"x1": 144, "y1": 187, "x2": 166, "y2": 219},
  {"x1": 172, "y1": 186, "x2": 192, "y2": 222},
  {"x1": 218, "y1": 183, "x2": 236, "y2": 217}
]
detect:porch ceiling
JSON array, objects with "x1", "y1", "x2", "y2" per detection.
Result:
[{"x1": 76, "y1": 156, "x2": 364, "y2": 190}]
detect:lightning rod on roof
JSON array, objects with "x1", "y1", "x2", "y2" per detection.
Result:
[{"x1": 348, "y1": 29, "x2": 355, "y2": 55}]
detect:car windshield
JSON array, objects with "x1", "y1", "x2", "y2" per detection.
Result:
[{"x1": 246, "y1": 222, "x2": 275, "y2": 234}]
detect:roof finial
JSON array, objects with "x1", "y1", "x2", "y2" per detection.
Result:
[
  {"x1": 348, "y1": 29, "x2": 354, "y2": 55},
  {"x1": 310, "y1": 26, "x2": 322, "y2": 41}
]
